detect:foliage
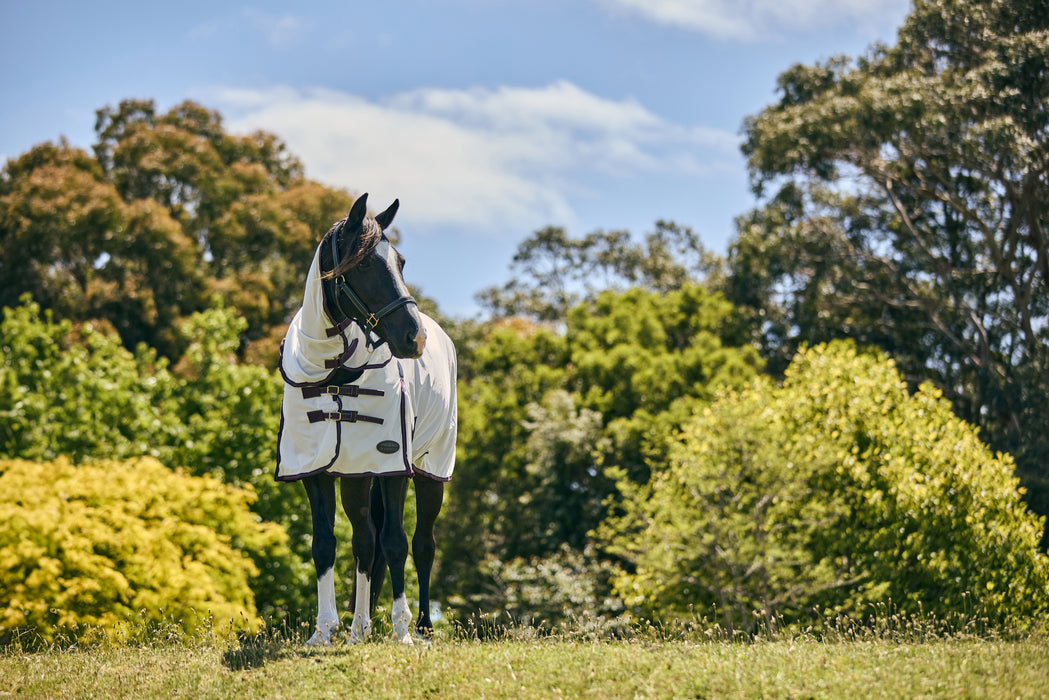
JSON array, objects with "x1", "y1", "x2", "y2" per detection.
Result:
[
  {"x1": 0, "y1": 456, "x2": 289, "y2": 644},
  {"x1": 471, "y1": 545, "x2": 628, "y2": 635},
  {"x1": 165, "y1": 305, "x2": 314, "y2": 619},
  {"x1": 441, "y1": 285, "x2": 761, "y2": 623},
  {"x1": 730, "y1": 0, "x2": 1049, "y2": 522},
  {"x1": 477, "y1": 222, "x2": 724, "y2": 322},
  {"x1": 603, "y1": 341, "x2": 1049, "y2": 631},
  {"x1": 442, "y1": 319, "x2": 570, "y2": 610},
  {"x1": 0, "y1": 299, "x2": 311, "y2": 621},
  {"x1": 0, "y1": 99, "x2": 354, "y2": 360},
  {"x1": 0, "y1": 299, "x2": 182, "y2": 463}
]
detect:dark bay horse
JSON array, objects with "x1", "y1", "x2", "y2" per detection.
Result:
[{"x1": 275, "y1": 194, "x2": 457, "y2": 645}]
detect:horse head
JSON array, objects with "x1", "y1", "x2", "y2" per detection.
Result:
[{"x1": 323, "y1": 194, "x2": 427, "y2": 359}]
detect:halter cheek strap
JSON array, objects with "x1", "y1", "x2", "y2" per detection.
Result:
[{"x1": 329, "y1": 227, "x2": 417, "y2": 347}]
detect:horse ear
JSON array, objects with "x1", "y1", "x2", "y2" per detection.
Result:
[
  {"x1": 346, "y1": 193, "x2": 369, "y2": 228},
  {"x1": 375, "y1": 199, "x2": 399, "y2": 230}
]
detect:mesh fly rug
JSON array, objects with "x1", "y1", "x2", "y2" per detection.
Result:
[{"x1": 275, "y1": 246, "x2": 457, "y2": 482}]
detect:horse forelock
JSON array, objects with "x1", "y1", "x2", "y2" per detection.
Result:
[{"x1": 326, "y1": 215, "x2": 383, "y2": 278}]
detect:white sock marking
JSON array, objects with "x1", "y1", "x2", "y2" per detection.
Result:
[
  {"x1": 349, "y1": 571, "x2": 372, "y2": 644},
  {"x1": 392, "y1": 594, "x2": 413, "y2": 645},
  {"x1": 307, "y1": 567, "x2": 339, "y2": 646}
]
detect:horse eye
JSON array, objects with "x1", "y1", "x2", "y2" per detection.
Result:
[{"x1": 358, "y1": 259, "x2": 371, "y2": 269}]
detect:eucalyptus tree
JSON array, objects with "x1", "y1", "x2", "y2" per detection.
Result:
[
  {"x1": 477, "y1": 221, "x2": 722, "y2": 322},
  {"x1": 730, "y1": 0, "x2": 1049, "y2": 516}
]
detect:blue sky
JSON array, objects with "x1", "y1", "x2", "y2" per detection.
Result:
[{"x1": 1, "y1": 0, "x2": 911, "y2": 317}]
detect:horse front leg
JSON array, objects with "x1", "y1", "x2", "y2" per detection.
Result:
[
  {"x1": 341, "y1": 476, "x2": 376, "y2": 643},
  {"x1": 413, "y1": 476, "x2": 445, "y2": 637},
  {"x1": 377, "y1": 475, "x2": 412, "y2": 643},
  {"x1": 302, "y1": 474, "x2": 339, "y2": 645}
]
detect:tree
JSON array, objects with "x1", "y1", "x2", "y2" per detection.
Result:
[
  {"x1": 0, "y1": 143, "x2": 206, "y2": 355},
  {"x1": 1, "y1": 100, "x2": 354, "y2": 359},
  {"x1": 477, "y1": 222, "x2": 723, "y2": 322},
  {"x1": 602, "y1": 341, "x2": 1049, "y2": 631},
  {"x1": 440, "y1": 286, "x2": 761, "y2": 624},
  {"x1": 440, "y1": 319, "x2": 570, "y2": 614},
  {"x1": 567, "y1": 284, "x2": 762, "y2": 486},
  {"x1": 0, "y1": 456, "x2": 290, "y2": 645},
  {"x1": 730, "y1": 0, "x2": 1049, "y2": 523},
  {"x1": 0, "y1": 299, "x2": 182, "y2": 464}
]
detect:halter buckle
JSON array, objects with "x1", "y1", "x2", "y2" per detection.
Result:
[{"x1": 365, "y1": 313, "x2": 379, "y2": 329}]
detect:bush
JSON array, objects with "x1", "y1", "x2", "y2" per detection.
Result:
[
  {"x1": 603, "y1": 341, "x2": 1049, "y2": 631},
  {"x1": 0, "y1": 456, "x2": 290, "y2": 644},
  {"x1": 0, "y1": 299, "x2": 312, "y2": 621}
]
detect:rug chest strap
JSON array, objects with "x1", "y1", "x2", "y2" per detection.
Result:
[
  {"x1": 306, "y1": 410, "x2": 384, "y2": 425},
  {"x1": 300, "y1": 384, "x2": 385, "y2": 399}
]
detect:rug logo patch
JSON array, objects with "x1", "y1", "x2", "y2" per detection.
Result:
[{"x1": 376, "y1": 440, "x2": 400, "y2": 454}]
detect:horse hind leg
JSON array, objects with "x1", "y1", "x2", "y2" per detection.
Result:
[
  {"x1": 302, "y1": 474, "x2": 339, "y2": 645},
  {"x1": 413, "y1": 476, "x2": 445, "y2": 638}
]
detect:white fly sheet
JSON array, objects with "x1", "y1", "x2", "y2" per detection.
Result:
[{"x1": 275, "y1": 246, "x2": 457, "y2": 482}]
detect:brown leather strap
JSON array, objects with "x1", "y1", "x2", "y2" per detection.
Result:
[
  {"x1": 306, "y1": 410, "x2": 384, "y2": 425},
  {"x1": 301, "y1": 384, "x2": 385, "y2": 399}
]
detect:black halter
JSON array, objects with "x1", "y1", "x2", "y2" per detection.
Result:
[{"x1": 328, "y1": 225, "x2": 417, "y2": 346}]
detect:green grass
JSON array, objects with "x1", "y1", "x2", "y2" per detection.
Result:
[{"x1": 3, "y1": 625, "x2": 1048, "y2": 699}]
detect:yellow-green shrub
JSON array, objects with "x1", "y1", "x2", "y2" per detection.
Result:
[
  {"x1": 603, "y1": 341, "x2": 1049, "y2": 630},
  {"x1": 0, "y1": 456, "x2": 289, "y2": 644}
]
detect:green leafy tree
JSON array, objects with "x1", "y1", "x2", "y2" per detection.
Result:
[
  {"x1": 163, "y1": 305, "x2": 313, "y2": 619},
  {"x1": 1, "y1": 99, "x2": 355, "y2": 359},
  {"x1": 441, "y1": 319, "x2": 570, "y2": 612},
  {"x1": 731, "y1": 0, "x2": 1049, "y2": 520},
  {"x1": 0, "y1": 143, "x2": 206, "y2": 355},
  {"x1": 477, "y1": 222, "x2": 722, "y2": 322},
  {"x1": 0, "y1": 299, "x2": 183, "y2": 463},
  {"x1": 0, "y1": 456, "x2": 290, "y2": 645},
  {"x1": 441, "y1": 286, "x2": 761, "y2": 623},
  {"x1": 567, "y1": 284, "x2": 762, "y2": 486},
  {"x1": 602, "y1": 341, "x2": 1049, "y2": 631}
]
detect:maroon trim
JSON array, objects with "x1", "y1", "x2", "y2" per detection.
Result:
[
  {"x1": 275, "y1": 396, "x2": 340, "y2": 481},
  {"x1": 412, "y1": 468, "x2": 453, "y2": 483},
  {"x1": 398, "y1": 363, "x2": 413, "y2": 473},
  {"x1": 285, "y1": 464, "x2": 414, "y2": 481},
  {"x1": 280, "y1": 336, "x2": 367, "y2": 389}
]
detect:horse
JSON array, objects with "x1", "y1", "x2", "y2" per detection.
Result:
[{"x1": 275, "y1": 193, "x2": 457, "y2": 645}]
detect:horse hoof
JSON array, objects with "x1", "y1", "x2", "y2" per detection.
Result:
[
  {"x1": 396, "y1": 632, "x2": 415, "y2": 646},
  {"x1": 307, "y1": 630, "x2": 332, "y2": 646},
  {"x1": 348, "y1": 619, "x2": 372, "y2": 645}
]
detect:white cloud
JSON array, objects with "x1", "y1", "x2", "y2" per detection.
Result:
[
  {"x1": 215, "y1": 82, "x2": 739, "y2": 235},
  {"x1": 598, "y1": 0, "x2": 910, "y2": 41},
  {"x1": 242, "y1": 9, "x2": 308, "y2": 48},
  {"x1": 188, "y1": 9, "x2": 308, "y2": 48}
]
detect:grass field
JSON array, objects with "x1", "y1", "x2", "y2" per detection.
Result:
[{"x1": 3, "y1": 623, "x2": 1048, "y2": 699}]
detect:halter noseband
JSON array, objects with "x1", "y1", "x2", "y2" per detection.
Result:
[{"x1": 329, "y1": 225, "x2": 417, "y2": 346}]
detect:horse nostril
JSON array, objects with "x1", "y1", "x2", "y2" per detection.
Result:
[{"x1": 412, "y1": 327, "x2": 427, "y2": 356}]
